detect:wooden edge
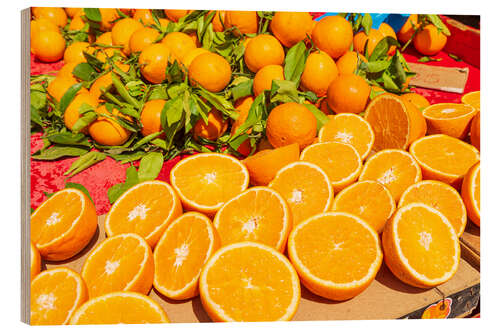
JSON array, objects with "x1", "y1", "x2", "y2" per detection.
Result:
[
  {"x1": 444, "y1": 17, "x2": 480, "y2": 35},
  {"x1": 460, "y1": 241, "x2": 480, "y2": 272}
]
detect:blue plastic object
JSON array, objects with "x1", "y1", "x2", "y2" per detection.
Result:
[{"x1": 314, "y1": 13, "x2": 410, "y2": 33}]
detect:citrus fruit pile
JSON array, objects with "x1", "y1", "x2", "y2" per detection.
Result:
[{"x1": 30, "y1": 8, "x2": 480, "y2": 324}]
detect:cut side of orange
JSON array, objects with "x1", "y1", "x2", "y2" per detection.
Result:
[
  {"x1": 243, "y1": 143, "x2": 300, "y2": 186},
  {"x1": 409, "y1": 134, "x2": 480, "y2": 188},
  {"x1": 170, "y1": 153, "x2": 249, "y2": 215},
  {"x1": 288, "y1": 212, "x2": 383, "y2": 301},
  {"x1": 31, "y1": 241, "x2": 41, "y2": 281},
  {"x1": 399, "y1": 180, "x2": 467, "y2": 237},
  {"x1": 359, "y1": 149, "x2": 422, "y2": 202},
  {"x1": 199, "y1": 241, "x2": 300, "y2": 322},
  {"x1": 269, "y1": 161, "x2": 333, "y2": 227},
  {"x1": 300, "y1": 141, "x2": 362, "y2": 192},
  {"x1": 461, "y1": 162, "x2": 480, "y2": 226},
  {"x1": 81, "y1": 233, "x2": 154, "y2": 298},
  {"x1": 461, "y1": 91, "x2": 480, "y2": 111},
  {"x1": 318, "y1": 113, "x2": 374, "y2": 160},
  {"x1": 364, "y1": 93, "x2": 426, "y2": 151},
  {"x1": 332, "y1": 180, "x2": 395, "y2": 233},
  {"x1": 104, "y1": 180, "x2": 182, "y2": 248},
  {"x1": 382, "y1": 203, "x2": 460, "y2": 288},
  {"x1": 69, "y1": 291, "x2": 169, "y2": 324},
  {"x1": 31, "y1": 188, "x2": 98, "y2": 261},
  {"x1": 31, "y1": 268, "x2": 88, "y2": 325},
  {"x1": 422, "y1": 103, "x2": 478, "y2": 139},
  {"x1": 213, "y1": 187, "x2": 291, "y2": 252},
  {"x1": 153, "y1": 212, "x2": 219, "y2": 300}
]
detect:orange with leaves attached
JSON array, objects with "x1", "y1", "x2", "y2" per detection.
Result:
[
  {"x1": 64, "y1": 91, "x2": 98, "y2": 133},
  {"x1": 63, "y1": 42, "x2": 95, "y2": 64},
  {"x1": 353, "y1": 29, "x2": 385, "y2": 57},
  {"x1": 397, "y1": 14, "x2": 419, "y2": 44},
  {"x1": 89, "y1": 105, "x2": 131, "y2": 146},
  {"x1": 253, "y1": 65, "x2": 284, "y2": 97},
  {"x1": 336, "y1": 51, "x2": 367, "y2": 75},
  {"x1": 224, "y1": 11, "x2": 259, "y2": 36},
  {"x1": 140, "y1": 99, "x2": 166, "y2": 137},
  {"x1": 139, "y1": 43, "x2": 172, "y2": 84},
  {"x1": 133, "y1": 9, "x2": 155, "y2": 26},
  {"x1": 413, "y1": 24, "x2": 447, "y2": 56},
  {"x1": 164, "y1": 9, "x2": 193, "y2": 22},
  {"x1": 193, "y1": 110, "x2": 229, "y2": 141}
]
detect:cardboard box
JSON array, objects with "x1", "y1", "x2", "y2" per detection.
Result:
[{"x1": 45, "y1": 216, "x2": 480, "y2": 322}]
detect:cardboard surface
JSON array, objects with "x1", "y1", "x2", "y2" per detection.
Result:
[
  {"x1": 44, "y1": 215, "x2": 480, "y2": 322},
  {"x1": 408, "y1": 62, "x2": 469, "y2": 94}
]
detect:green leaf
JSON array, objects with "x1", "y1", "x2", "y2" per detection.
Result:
[
  {"x1": 46, "y1": 132, "x2": 91, "y2": 147},
  {"x1": 30, "y1": 84, "x2": 47, "y2": 110},
  {"x1": 368, "y1": 36, "x2": 400, "y2": 62},
  {"x1": 270, "y1": 80, "x2": 300, "y2": 104},
  {"x1": 230, "y1": 78, "x2": 254, "y2": 101},
  {"x1": 30, "y1": 106, "x2": 43, "y2": 128},
  {"x1": 284, "y1": 41, "x2": 308, "y2": 86},
  {"x1": 72, "y1": 111, "x2": 97, "y2": 133},
  {"x1": 138, "y1": 151, "x2": 164, "y2": 182},
  {"x1": 84, "y1": 8, "x2": 102, "y2": 22},
  {"x1": 361, "y1": 14, "x2": 372, "y2": 35},
  {"x1": 303, "y1": 104, "x2": 329, "y2": 132},
  {"x1": 109, "y1": 151, "x2": 146, "y2": 163},
  {"x1": 64, "y1": 152, "x2": 106, "y2": 177},
  {"x1": 72, "y1": 63, "x2": 97, "y2": 81},
  {"x1": 381, "y1": 72, "x2": 399, "y2": 91},
  {"x1": 111, "y1": 73, "x2": 140, "y2": 109},
  {"x1": 448, "y1": 53, "x2": 463, "y2": 62},
  {"x1": 132, "y1": 132, "x2": 162, "y2": 150},
  {"x1": 107, "y1": 166, "x2": 140, "y2": 204},
  {"x1": 425, "y1": 14, "x2": 451, "y2": 36},
  {"x1": 418, "y1": 56, "x2": 442, "y2": 63},
  {"x1": 361, "y1": 59, "x2": 391, "y2": 73},
  {"x1": 231, "y1": 93, "x2": 266, "y2": 138},
  {"x1": 65, "y1": 182, "x2": 94, "y2": 204},
  {"x1": 196, "y1": 88, "x2": 238, "y2": 120},
  {"x1": 59, "y1": 83, "x2": 84, "y2": 115},
  {"x1": 32, "y1": 145, "x2": 89, "y2": 160}
]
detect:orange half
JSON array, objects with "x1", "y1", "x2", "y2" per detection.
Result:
[
  {"x1": 422, "y1": 103, "x2": 478, "y2": 139},
  {"x1": 461, "y1": 162, "x2": 480, "y2": 226}
]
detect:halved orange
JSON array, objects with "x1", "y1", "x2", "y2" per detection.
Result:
[
  {"x1": 243, "y1": 143, "x2": 300, "y2": 186},
  {"x1": 170, "y1": 153, "x2": 249, "y2": 215},
  {"x1": 31, "y1": 241, "x2": 41, "y2": 281},
  {"x1": 399, "y1": 180, "x2": 467, "y2": 237},
  {"x1": 104, "y1": 180, "x2": 183, "y2": 248},
  {"x1": 153, "y1": 212, "x2": 220, "y2": 300},
  {"x1": 359, "y1": 149, "x2": 422, "y2": 202},
  {"x1": 288, "y1": 212, "x2": 383, "y2": 301},
  {"x1": 81, "y1": 233, "x2": 154, "y2": 298},
  {"x1": 382, "y1": 203, "x2": 460, "y2": 288},
  {"x1": 69, "y1": 291, "x2": 169, "y2": 324},
  {"x1": 461, "y1": 91, "x2": 480, "y2": 111},
  {"x1": 470, "y1": 112, "x2": 480, "y2": 151},
  {"x1": 364, "y1": 93, "x2": 426, "y2": 151},
  {"x1": 199, "y1": 241, "x2": 301, "y2": 322},
  {"x1": 31, "y1": 188, "x2": 98, "y2": 261},
  {"x1": 300, "y1": 141, "x2": 362, "y2": 192},
  {"x1": 269, "y1": 161, "x2": 334, "y2": 227},
  {"x1": 31, "y1": 268, "x2": 88, "y2": 325},
  {"x1": 332, "y1": 180, "x2": 395, "y2": 233},
  {"x1": 318, "y1": 113, "x2": 374, "y2": 160},
  {"x1": 422, "y1": 103, "x2": 478, "y2": 139},
  {"x1": 461, "y1": 162, "x2": 480, "y2": 226},
  {"x1": 213, "y1": 187, "x2": 291, "y2": 252},
  {"x1": 409, "y1": 134, "x2": 480, "y2": 188}
]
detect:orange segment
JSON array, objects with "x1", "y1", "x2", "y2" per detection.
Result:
[
  {"x1": 300, "y1": 141, "x2": 362, "y2": 192},
  {"x1": 153, "y1": 212, "x2": 219, "y2": 300},
  {"x1": 269, "y1": 161, "x2": 333, "y2": 227},
  {"x1": 332, "y1": 180, "x2": 395, "y2": 233},
  {"x1": 104, "y1": 180, "x2": 182, "y2": 248},
  {"x1": 213, "y1": 187, "x2": 291, "y2": 252},
  {"x1": 399, "y1": 180, "x2": 467, "y2": 237},
  {"x1": 422, "y1": 103, "x2": 478, "y2": 139},
  {"x1": 288, "y1": 212, "x2": 383, "y2": 301},
  {"x1": 243, "y1": 143, "x2": 300, "y2": 186},
  {"x1": 69, "y1": 291, "x2": 169, "y2": 324},
  {"x1": 359, "y1": 149, "x2": 422, "y2": 202},
  {"x1": 31, "y1": 268, "x2": 88, "y2": 325},
  {"x1": 81, "y1": 233, "x2": 154, "y2": 298},
  {"x1": 382, "y1": 203, "x2": 460, "y2": 288},
  {"x1": 199, "y1": 242, "x2": 301, "y2": 322},
  {"x1": 318, "y1": 113, "x2": 375, "y2": 160},
  {"x1": 461, "y1": 91, "x2": 480, "y2": 111},
  {"x1": 31, "y1": 188, "x2": 98, "y2": 261},
  {"x1": 409, "y1": 134, "x2": 480, "y2": 188},
  {"x1": 364, "y1": 93, "x2": 426, "y2": 151},
  {"x1": 461, "y1": 162, "x2": 480, "y2": 226},
  {"x1": 31, "y1": 241, "x2": 41, "y2": 281},
  {"x1": 170, "y1": 153, "x2": 249, "y2": 215}
]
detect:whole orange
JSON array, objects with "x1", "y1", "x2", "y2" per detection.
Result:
[
  {"x1": 140, "y1": 99, "x2": 166, "y2": 136},
  {"x1": 378, "y1": 23, "x2": 397, "y2": 54},
  {"x1": 224, "y1": 11, "x2": 259, "y2": 36},
  {"x1": 312, "y1": 16, "x2": 353, "y2": 59},
  {"x1": 326, "y1": 74, "x2": 371, "y2": 114},
  {"x1": 193, "y1": 110, "x2": 229, "y2": 141},
  {"x1": 266, "y1": 102, "x2": 317, "y2": 149},
  {"x1": 270, "y1": 12, "x2": 314, "y2": 48},
  {"x1": 64, "y1": 42, "x2": 95, "y2": 63},
  {"x1": 401, "y1": 92, "x2": 430, "y2": 110},
  {"x1": 253, "y1": 64, "x2": 284, "y2": 96},
  {"x1": 65, "y1": 8, "x2": 82, "y2": 18},
  {"x1": 95, "y1": 32, "x2": 113, "y2": 46},
  {"x1": 64, "y1": 91, "x2": 98, "y2": 132},
  {"x1": 111, "y1": 18, "x2": 143, "y2": 55},
  {"x1": 230, "y1": 96, "x2": 255, "y2": 156},
  {"x1": 183, "y1": 47, "x2": 210, "y2": 69},
  {"x1": 244, "y1": 34, "x2": 285, "y2": 73},
  {"x1": 211, "y1": 11, "x2": 226, "y2": 32},
  {"x1": 129, "y1": 27, "x2": 160, "y2": 54},
  {"x1": 47, "y1": 76, "x2": 80, "y2": 102},
  {"x1": 188, "y1": 52, "x2": 232, "y2": 92},
  {"x1": 68, "y1": 10, "x2": 86, "y2": 31},
  {"x1": 300, "y1": 51, "x2": 338, "y2": 97},
  {"x1": 353, "y1": 29, "x2": 384, "y2": 56},
  {"x1": 99, "y1": 8, "x2": 119, "y2": 31},
  {"x1": 31, "y1": 18, "x2": 59, "y2": 41},
  {"x1": 397, "y1": 14, "x2": 419, "y2": 44},
  {"x1": 32, "y1": 7, "x2": 68, "y2": 28},
  {"x1": 139, "y1": 43, "x2": 172, "y2": 84},
  {"x1": 31, "y1": 30, "x2": 66, "y2": 63},
  {"x1": 133, "y1": 9, "x2": 155, "y2": 26},
  {"x1": 57, "y1": 61, "x2": 80, "y2": 79},
  {"x1": 413, "y1": 24, "x2": 447, "y2": 56},
  {"x1": 336, "y1": 51, "x2": 367, "y2": 74},
  {"x1": 164, "y1": 9, "x2": 193, "y2": 22},
  {"x1": 89, "y1": 105, "x2": 131, "y2": 146},
  {"x1": 162, "y1": 32, "x2": 197, "y2": 62}
]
